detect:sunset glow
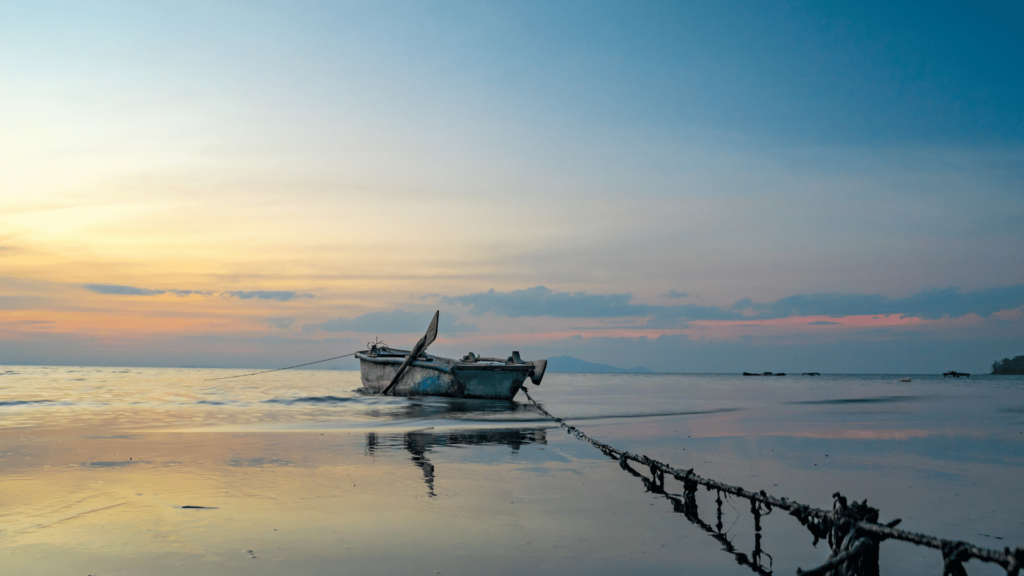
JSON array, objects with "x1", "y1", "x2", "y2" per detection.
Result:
[{"x1": 2, "y1": 1, "x2": 1022, "y2": 372}]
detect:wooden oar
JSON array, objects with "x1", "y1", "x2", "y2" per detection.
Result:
[{"x1": 380, "y1": 311, "x2": 439, "y2": 396}]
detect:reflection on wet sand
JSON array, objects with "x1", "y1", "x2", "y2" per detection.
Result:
[
  {"x1": 2, "y1": 368, "x2": 1022, "y2": 576},
  {"x1": 618, "y1": 457, "x2": 775, "y2": 575},
  {"x1": 366, "y1": 428, "x2": 548, "y2": 496},
  {"x1": 377, "y1": 397, "x2": 537, "y2": 418},
  {"x1": 784, "y1": 395, "x2": 924, "y2": 405},
  {"x1": 364, "y1": 424, "x2": 776, "y2": 574}
]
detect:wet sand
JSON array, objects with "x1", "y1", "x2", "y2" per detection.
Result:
[{"x1": 1, "y1": 368, "x2": 1022, "y2": 575}]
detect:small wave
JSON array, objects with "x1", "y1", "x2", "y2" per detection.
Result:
[
  {"x1": 264, "y1": 396, "x2": 354, "y2": 405},
  {"x1": 0, "y1": 400, "x2": 53, "y2": 407},
  {"x1": 551, "y1": 407, "x2": 742, "y2": 422},
  {"x1": 786, "y1": 395, "x2": 921, "y2": 405},
  {"x1": 197, "y1": 400, "x2": 226, "y2": 405},
  {"x1": 81, "y1": 460, "x2": 140, "y2": 468},
  {"x1": 368, "y1": 407, "x2": 743, "y2": 425},
  {"x1": 226, "y1": 456, "x2": 291, "y2": 467}
]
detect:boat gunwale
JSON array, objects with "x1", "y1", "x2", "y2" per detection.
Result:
[
  {"x1": 451, "y1": 364, "x2": 533, "y2": 373},
  {"x1": 355, "y1": 352, "x2": 454, "y2": 374},
  {"x1": 355, "y1": 351, "x2": 537, "y2": 376}
]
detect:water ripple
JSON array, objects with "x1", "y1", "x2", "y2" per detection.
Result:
[{"x1": 0, "y1": 400, "x2": 53, "y2": 407}]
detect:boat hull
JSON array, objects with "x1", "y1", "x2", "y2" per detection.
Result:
[
  {"x1": 357, "y1": 353, "x2": 531, "y2": 399},
  {"x1": 450, "y1": 365, "x2": 531, "y2": 399},
  {"x1": 359, "y1": 357, "x2": 457, "y2": 396}
]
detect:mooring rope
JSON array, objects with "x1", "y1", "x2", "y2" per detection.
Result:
[
  {"x1": 519, "y1": 387, "x2": 1024, "y2": 576},
  {"x1": 617, "y1": 452, "x2": 776, "y2": 574},
  {"x1": 203, "y1": 352, "x2": 357, "y2": 381}
]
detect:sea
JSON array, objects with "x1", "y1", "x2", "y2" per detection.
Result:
[{"x1": 1, "y1": 366, "x2": 1022, "y2": 576}]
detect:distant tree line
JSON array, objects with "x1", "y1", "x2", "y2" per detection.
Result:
[{"x1": 992, "y1": 355, "x2": 1024, "y2": 374}]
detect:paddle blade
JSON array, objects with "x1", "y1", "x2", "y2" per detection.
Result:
[
  {"x1": 380, "y1": 353, "x2": 416, "y2": 395},
  {"x1": 423, "y1": 310, "x2": 439, "y2": 348},
  {"x1": 379, "y1": 311, "x2": 438, "y2": 395}
]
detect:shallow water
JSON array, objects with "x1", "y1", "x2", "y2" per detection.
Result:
[{"x1": 1, "y1": 367, "x2": 1022, "y2": 575}]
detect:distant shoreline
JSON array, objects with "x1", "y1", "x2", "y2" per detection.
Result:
[{"x1": 3, "y1": 362, "x2": 1023, "y2": 377}]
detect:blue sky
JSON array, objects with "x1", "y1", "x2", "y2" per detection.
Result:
[{"x1": 1, "y1": 1, "x2": 1022, "y2": 372}]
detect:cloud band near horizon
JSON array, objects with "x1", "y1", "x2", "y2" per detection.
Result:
[
  {"x1": 83, "y1": 284, "x2": 312, "y2": 301},
  {"x1": 303, "y1": 310, "x2": 478, "y2": 335},
  {"x1": 443, "y1": 284, "x2": 1024, "y2": 322}
]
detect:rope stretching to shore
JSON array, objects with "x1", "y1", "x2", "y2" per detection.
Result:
[
  {"x1": 203, "y1": 352, "x2": 356, "y2": 381},
  {"x1": 617, "y1": 452, "x2": 776, "y2": 574},
  {"x1": 519, "y1": 387, "x2": 1023, "y2": 576}
]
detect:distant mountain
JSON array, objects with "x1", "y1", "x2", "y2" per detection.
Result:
[{"x1": 546, "y1": 355, "x2": 653, "y2": 373}]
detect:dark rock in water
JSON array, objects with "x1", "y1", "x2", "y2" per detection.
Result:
[
  {"x1": 992, "y1": 355, "x2": 1024, "y2": 375},
  {"x1": 546, "y1": 356, "x2": 653, "y2": 373}
]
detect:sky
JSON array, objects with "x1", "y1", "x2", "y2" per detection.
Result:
[{"x1": 2, "y1": 0, "x2": 1023, "y2": 373}]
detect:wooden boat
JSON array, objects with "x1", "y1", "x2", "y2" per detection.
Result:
[
  {"x1": 356, "y1": 311, "x2": 547, "y2": 399},
  {"x1": 356, "y1": 347, "x2": 547, "y2": 398}
]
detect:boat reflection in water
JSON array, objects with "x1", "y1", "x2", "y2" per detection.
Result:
[
  {"x1": 366, "y1": 425, "x2": 774, "y2": 573},
  {"x1": 362, "y1": 396, "x2": 773, "y2": 573},
  {"x1": 365, "y1": 428, "x2": 547, "y2": 497},
  {"x1": 366, "y1": 396, "x2": 540, "y2": 423}
]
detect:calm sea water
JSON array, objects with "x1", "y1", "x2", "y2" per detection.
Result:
[{"x1": 1, "y1": 366, "x2": 1022, "y2": 575}]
